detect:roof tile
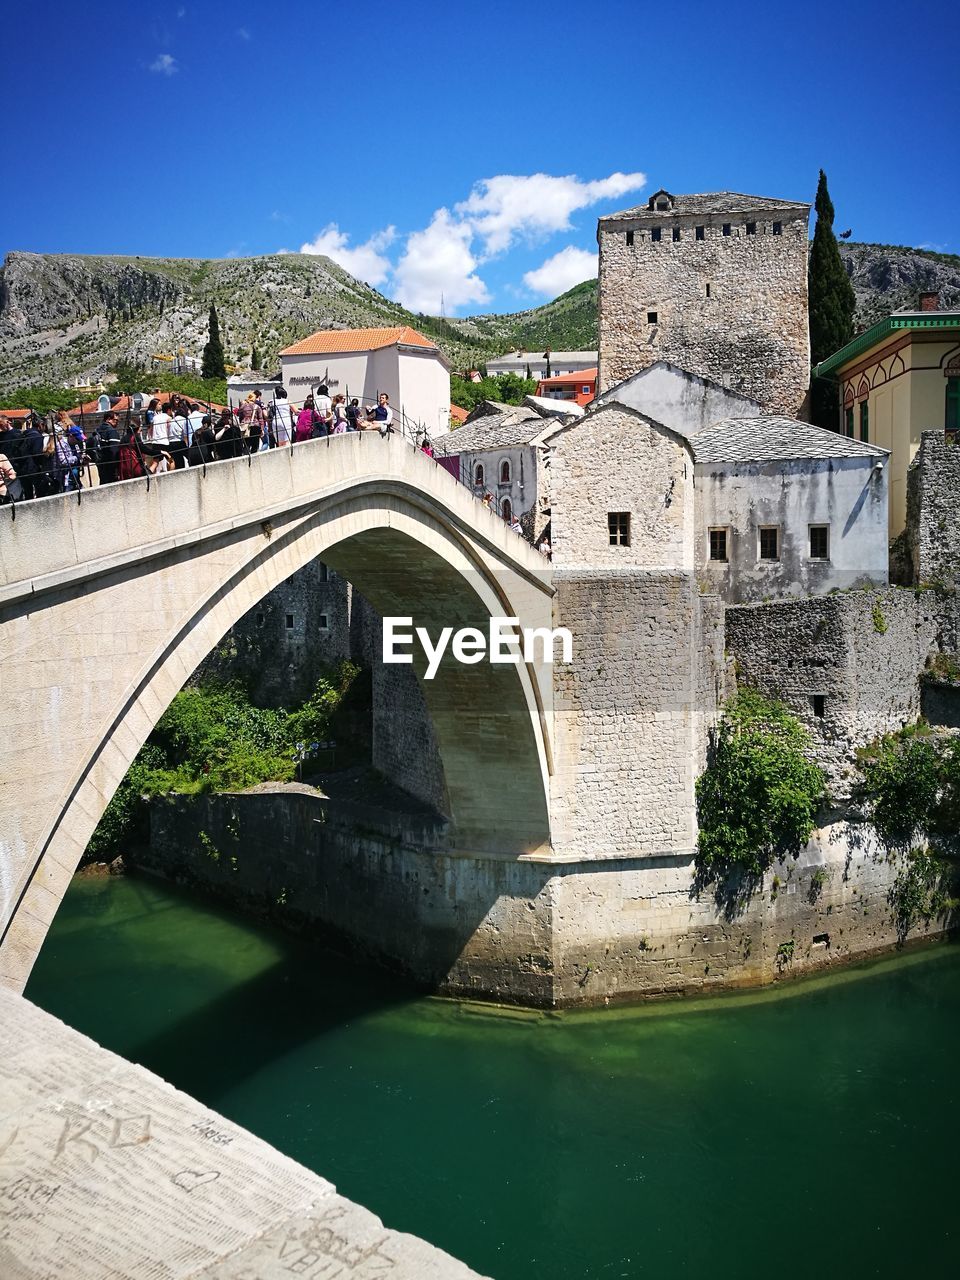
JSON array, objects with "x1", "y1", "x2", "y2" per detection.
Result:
[{"x1": 279, "y1": 325, "x2": 438, "y2": 357}]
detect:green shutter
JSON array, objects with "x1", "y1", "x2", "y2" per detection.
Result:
[
  {"x1": 946, "y1": 378, "x2": 960, "y2": 433},
  {"x1": 860, "y1": 400, "x2": 869, "y2": 442}
]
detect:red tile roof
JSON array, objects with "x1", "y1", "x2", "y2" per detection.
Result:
[
  {"x1": 0, "y1": 408, "x2": 32, "y2": 421},
  {"x1": 449, "y1": 404, "x2": 469, "y2": 424},
  {"x1": 280, "y1": 325, "x2": 438, "y2": 357},
  {"x1": 537, "y1": 367, "x2": 598, "y2": 385}
]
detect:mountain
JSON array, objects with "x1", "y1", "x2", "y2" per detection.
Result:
[{"x1": 1, "y1": 242, "x2": 957, "y2": 391}]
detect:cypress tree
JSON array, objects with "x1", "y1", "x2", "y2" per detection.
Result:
[
  {"x1": 201, "y1": 305, "x2": 227, "y2": 380},
  {"x1": 808, "y1": 170, "x2": 856, "y2": 428},
  {"x1": 251, "y1": 344, "x2": 260, "y2": 372}
]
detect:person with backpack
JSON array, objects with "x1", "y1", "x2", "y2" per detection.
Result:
[
  {"x1": 92, "y1": 412, "x2": 121, "y2": 484},
  {"x1": 295, "y1": 394, "x2": 322, "y2": 443}
]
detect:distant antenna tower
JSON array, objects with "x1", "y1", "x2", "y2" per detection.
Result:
[{"x1": 440, "y1": 292, "x2": 446, "y2": 331}]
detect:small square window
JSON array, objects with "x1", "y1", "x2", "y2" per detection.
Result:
[
  {"x1": 581, "y1": 385, "x2": 590, "y2": 394},
  {"x1": 758, "y1": 526, "x2": 779, "y2": 561},
  {"x1": 809, "y1": 525, "x2": 829, "y2": 560},
  {"x1": 695, "y1": 225, "x2": 705, "y2": 241},
  {"x1": 651, "y1": 227, "x2": 662, "y2": 242},
  {"x1": 672, "y1": 227, "x2": 681, "y2": 241},
  {"x1": 318, "y1": 614, "x2": 329, "y2": 629},
  {"x1": 746, "y1": 222, "x2": 756, "y2": 236},
  {"x1": 772, "y1": 221, "x2": 782, "y2": 235},
  {"x1": 709, "y1": 528, "x2": 728, "y2": 562},
  {"x1": 722, "y1": 223, "x2": 731, "y2": 237},
  {"x1": 647, "y1": 310, "x2": 658, "y2": 325},
  {"x1": 812, "y1": 694, "x2": 826, "y2": 719},
  {"x1": 626, "y1": 229, "x2": 634, "y2": 246},
  {"x1": 285, "y1": 613, "x2": 295, "y2": 630},
  {"x1": 608, "y1": 512, "x2": 631, "y2": 546}
]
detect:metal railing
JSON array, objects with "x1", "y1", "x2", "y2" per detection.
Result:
[{"x1": 0, "y1": 410, "x2": 536, "y2": 551}]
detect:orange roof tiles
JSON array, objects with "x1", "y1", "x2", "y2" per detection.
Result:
[
  {"x1": 449, "y1": 404, "x2": 469, "y2": 424},
  {"x1": 537, "y1": 367, "x2": 598, "y2": 385},
  {"x1": 279, "y1": 325, "x2": 438, "y2": 357}
]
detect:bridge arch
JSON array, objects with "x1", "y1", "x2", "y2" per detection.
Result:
[{"x1": 0, "y1": 437, "x2": 555, "y2": 991}]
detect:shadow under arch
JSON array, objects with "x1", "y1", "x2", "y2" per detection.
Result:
[{"x1": 1, "y1": 460, "x2": 555, "y2": 987}]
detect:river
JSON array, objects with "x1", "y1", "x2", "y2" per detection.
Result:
[{"x1": 26, "y1": 872, "x2": 960, "y2": 1278}]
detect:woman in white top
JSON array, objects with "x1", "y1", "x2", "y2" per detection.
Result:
[{"x1": 269, "y1": 389, "x2": 293, "y2": 447}]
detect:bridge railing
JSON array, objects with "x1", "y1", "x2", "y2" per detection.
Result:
[{"x1": 0, "y1": 413, "x2": 540, "y2": 551}]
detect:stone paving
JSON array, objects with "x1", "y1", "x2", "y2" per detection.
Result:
[{"x1": 0, "y1": 987, "x2": 483, "y2": 1279}]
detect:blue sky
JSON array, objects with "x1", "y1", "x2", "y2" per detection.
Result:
[{"x1": 3, "y1": 0, "x2": 957, "y2": 315}]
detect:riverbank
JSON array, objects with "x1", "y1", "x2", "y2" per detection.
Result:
[{"x1": 130, "y1": 779, "x2": 958, "y2": 1007}]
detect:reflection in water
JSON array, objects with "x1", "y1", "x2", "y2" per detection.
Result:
[{"x1": 27, "y1": 873, "x2": 960, "y2": 1280}]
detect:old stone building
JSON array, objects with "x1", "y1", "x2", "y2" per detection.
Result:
[{"x1": 597, "y1": 189, "x2": 811, "y2": 416}]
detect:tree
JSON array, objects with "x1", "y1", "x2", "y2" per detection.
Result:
[
  {"x1": 201, "y1": 305, "x2": 227, "y2": 380},
  {"x1": 808, "y1": 170, "x2": 856, "y2": 428},
  {"x1": 251, "y1": 344, "x2": 260, "y2": 372}
]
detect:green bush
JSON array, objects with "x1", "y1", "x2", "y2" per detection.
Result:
[
  {"x1": 695, "y1": 691, "x2": 826, "y2": 881},
  {"x1": 859, "y1": 732, "x2": 940, "y2": 848},
  {"x1": 84, "y1": 664, "x2": 360, "y2": 862}
]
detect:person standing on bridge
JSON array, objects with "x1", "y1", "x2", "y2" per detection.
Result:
[{"x1": 268, "y1": 388, "x2": 293, "y2": 447}]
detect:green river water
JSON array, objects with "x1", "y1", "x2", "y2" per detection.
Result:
[{"x1": 25, "y1": 873, "x2": 960, "y2": 1278}]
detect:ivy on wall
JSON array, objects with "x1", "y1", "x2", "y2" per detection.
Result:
[{"x1": 695, "y1": 690, "x2": 826, "y2": 881}]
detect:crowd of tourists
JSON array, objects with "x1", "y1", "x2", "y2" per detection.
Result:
[{"x1": 0, "y1": 385, "x2": 410, "y2": 502}]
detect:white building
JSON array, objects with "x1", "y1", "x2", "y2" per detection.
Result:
[
  {"x1": 278, "y1": 326, "x2": 451, "y2": 437},
  {"x1": 485, "y1": 350, "x2": 598, "y2": 380},
  {"x1": 433, "y1": 405, "x2": 556, "y2": 534},
  {"x1": 593, "y1": 362, "x2": 889, "y2": 603}
]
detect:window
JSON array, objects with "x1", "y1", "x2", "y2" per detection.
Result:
[
  {"x1": 626, "y1": 230, "x2": 634, "y2": 246},
  {"x1": 501, "y1": 499, "x2": 512, "y2": 522},
  {"x1": 709, "y1": 528, "x2": 728, "y2": 562},
  {"x1": 672, "y1": 227, "x2": 681, "y2": 241},
  {"x1": 946, "y1": 377, "x2": 960, "y2": 432},
  {"x1": 499, "y1": 459, "x2": 511, "y2": 483},
  {"x1": 859, "y1": 400, "x2": 869, "y2": 442},
  {"x1": 758, "y1": 526, "x2": 780, "y2": 560},
  {"x1": 474, "y1": 462, "x2": 484, "y2": 486},
  {"x1": 746, "y1": 221, "x2": 756, "y2": 236},
  {"x1": 651, "y1": 227, "x2": 662, "y2": 242},
  {"x1": 844, "y1": 406, "x2": 854, "y2": 438},
  {"x1": 809, "y1": 525, "x2": 830, "y2": 560},
  {"x1": 656, "y1": 199, "x2": 669, "y2": 211},
  {"x1": 285, "y1": 613, "x2": 295, "y2": 630},
  {"x1": 705, "y1": 282, "x2": 711, "y2": 298},
  {"x1": 608, "y1": 512, "x2": 631, "y2": 546},
  {"x1": 722, "y1": 223, "x2": 731, "y2": 237},
  {"x1": 772, "y1": 221, "x2": 782, "y2": 236},
  {"x1": 256, "y1": 612, "x2": 264, "y2": 628},
  {"x1": 812, "y1": 695, "x2": 826, "y2": 719},
  {"x1": 695, "y1": 225, "x2": 704, "y2": 241},
  {"x1": 581, "y1": 384, "x2": 591, "y2": 394},
  {"x1": 318, "y1": 614, "x2": 329, "y2": 630},
  {"x1": 647, "y1": 310, "x2": 658, "y2": 325}
]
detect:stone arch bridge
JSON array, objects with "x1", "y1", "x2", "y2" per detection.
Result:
[{"x1": 0, "y1": 435, "x2": 556, "y2": 991}]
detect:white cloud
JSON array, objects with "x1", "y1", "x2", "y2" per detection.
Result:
[
  {"x1": 299, "y1": 223, "x2": 396, "y2": 287},
  {"x1": 456, "y1": 171, "x2": 646, "y2": 255},
  {"x1": 237, "y1": 26, "x2": 251, "y2": 40},
  {"x1": 392, "y1": 209, "x2": 490, "y2": 314},
  {"x1": 149, "y1": 53, "x2": 178, "y2": 75},
  {"x1": 177, "y1": 6, "x2": 186, "y2": 17},
  {"x1": 523, "y1": 245, "x2": 598, "y2": 298}
]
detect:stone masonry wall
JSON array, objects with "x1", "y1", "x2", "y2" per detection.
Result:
[
  {"x1": 141, "y1": 790, "x2": 955, "y2": 1007},
  {"x1": 598, "y1": 206, "x2": 810, "y2": 416},
  {"x1": 907, "y1": 430, "x2": 960, "y2": 586},
  {"x1": 725, "y1": 588, "x2": 942, "y2": 793}
]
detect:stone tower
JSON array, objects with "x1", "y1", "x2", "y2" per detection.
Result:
[{"x1": 597, "y1": 189, "x2": 811, "y2": 416}]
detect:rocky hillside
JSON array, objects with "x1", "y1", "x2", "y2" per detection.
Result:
[{"x1": 1, "y1": 241, "x2": 957, "y2": 391}]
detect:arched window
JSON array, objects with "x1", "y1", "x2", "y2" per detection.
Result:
[
  {"x1": 501, "y1": 498, "x2": 512, "y2": 522},
  {"x1": 474, "y1": 462, "x2": 484, "y2": 486},
  {"x1": 499, "y1": 458, "x2": 511, "y2": 483}
]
